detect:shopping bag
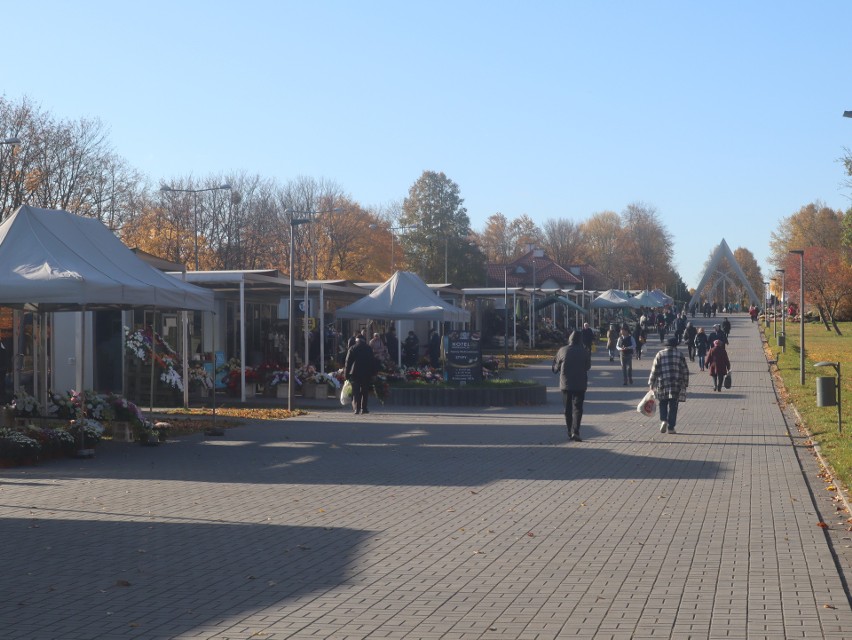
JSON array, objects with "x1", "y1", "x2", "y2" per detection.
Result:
[
  {"x1": 637, "y1": 389, "x2": 656, "y2": 417},
  {"x1": 723, "y1": 371, "x2": 732, "y2": 389},
  {"x1": 340, "y1": 379, "x2": 353, "y2": 405}
]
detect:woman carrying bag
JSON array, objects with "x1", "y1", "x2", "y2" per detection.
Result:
[{"x1": 705, "y1": 339, "x2": 731, "y2": 392}]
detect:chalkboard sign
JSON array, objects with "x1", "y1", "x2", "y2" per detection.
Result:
[{"x1": 445, "y1": 331, "x2": 482, "y2": 384}]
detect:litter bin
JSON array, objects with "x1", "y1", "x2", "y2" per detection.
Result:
[
  {"x1": 778, "y1": 332, "x2": 786, "y2": 347},
  {"x1": 816, "y1": 376, "x2": 837, "y2": 407}
]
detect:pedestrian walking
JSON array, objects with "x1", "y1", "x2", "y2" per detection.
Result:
[
  {"x1": 708, "y1": 324, "x2": 728, "y2": 347},
  {"x1": 581, "y1": 322, "x2": 596, "y2": 352},
  {"x1": 694, "y1": 326, "x2": 709, "y2": 371},
  {"x1": 551, "y1": 330, "x2": 592, "y2": 442},
  {"x1": 684, "y1": 321, "x2": 697, "y2": 361},
  {"x1": 616, "y1": 325, "x2": 635, "y2": 385},
  {"x1": 648, "y1": 336, "x2": 690, "y2": 434},
  {"x1": 606, "y1": 324, "x2": 618, "y2": 362},
  {"x1": 705, "y1": 339, "x2": 731, "y2": 392},
  {"x1": 721, "y1": 317, "x2": 731, "y2": 338},
  {"x1": 427, "y1": 329, "x2": 441, "y2": 368},
  {"x1": 344, "y1": 334, "x2": 378, "y2": 414},
  {"x1": 632, "y1": 322, "x2": 645, "y2": 360}
]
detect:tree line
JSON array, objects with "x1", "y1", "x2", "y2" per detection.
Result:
[{"x1": 7, "y1": 94, "x2": 849, "y2": 309}]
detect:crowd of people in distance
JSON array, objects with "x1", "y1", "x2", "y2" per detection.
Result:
[{"x1": 554, "y1": 302, "x2": 742, "y2": 441}]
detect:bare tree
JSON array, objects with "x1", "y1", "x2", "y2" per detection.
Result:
[{"x1": 540, "y1": 218, "x2": 584, "y2": 266}]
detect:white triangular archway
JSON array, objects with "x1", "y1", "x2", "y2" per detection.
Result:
[{"x1": 688, "y1": 239, "x2": 760, "y2": 309}]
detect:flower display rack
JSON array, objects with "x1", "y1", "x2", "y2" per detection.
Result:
[{"x1": 125, "y1": 358, "x2": 183, "y2": 407}]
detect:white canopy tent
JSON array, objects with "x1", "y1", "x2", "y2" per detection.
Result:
[
  {"x1": 590, "y1": 289, "x2": 639, "y2": 309},
  {"x1": 336, "y1": 271, "x2": 470, "y2": 322},
  {"x1": 336, "y1": 271, "x2": 470, "y2": 367},
  {"x1": 0, "y1": 206, "x2": 215, "y2": 433},
  {"x1": 0, "y1": 205, "x2": 213, "y2": 311}
]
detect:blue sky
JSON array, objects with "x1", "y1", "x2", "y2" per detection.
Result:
[{"x1": 3, "y1": 1, "x2": 851, "y2": 287}]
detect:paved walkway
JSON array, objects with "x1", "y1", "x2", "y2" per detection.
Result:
[{"x1": 1, "y1": 315, "x2": 850, "y2": 639}]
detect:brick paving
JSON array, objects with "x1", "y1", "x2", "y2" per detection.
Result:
[{"x1": 0, "y1": 315, "x2": 850, "y2": 639}]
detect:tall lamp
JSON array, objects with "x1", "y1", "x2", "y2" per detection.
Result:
[
  {"x1": 504, "y1": 265, "x2": 510, "y2": 370},
  {"x1": 790, "y1": 250, "x2": 805, "y2": 385},
  {"x1": 160, "y1": 183, "x2": 232, "y2": 270},
  {"x1": 763, "y1": 281, "x2": 770, "y2": 327},
  {"x1": 777, "y1": 268, "x2": 785, "y2": 352},
  {"x1": 285, "y1": 207, "x2": 340, "y2": 412}
]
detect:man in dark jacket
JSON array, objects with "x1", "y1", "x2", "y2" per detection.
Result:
[
  {"x1": 551, "y1": 331, "x2": 592, "y2": 442},
  {"x1": 580, "y1": 322, "x2": 595, "y2": 352},
  {"x1": 344, "y1": 335, "x2": 377, "y2": 414}
]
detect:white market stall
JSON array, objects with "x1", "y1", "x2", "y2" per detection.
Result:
[{"x1": 0, "y1": 205, "x2": 214, "y2": 430}]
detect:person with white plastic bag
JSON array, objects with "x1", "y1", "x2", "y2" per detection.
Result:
[
  {"x1": 648, "y1": 337, "x2": 689, "y2": 434},
  {"x1": 637, "y1": 389, "x2": 656, "y2": 417}
]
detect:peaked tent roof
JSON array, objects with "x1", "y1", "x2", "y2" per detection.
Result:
[
  {"x1": 534, "y1": 294, "x2": 588, "y2": 314},
  {"x1": 632, "y1": 289, "x2": 666, "y2": 307},
  {"x1": 590, "y1": 289, "x2": 639, "y2": 309},
  {"x1": 0, "y1": 205, "x2": 214, "y2": 311},
  {"x1": 335, "y1": 271, "x2": 470, "y2": 322}
]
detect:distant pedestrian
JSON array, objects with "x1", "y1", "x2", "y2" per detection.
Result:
[
  {"x1": 657, "y1": 316, "x2": 667, "y2": 343},
  {"x1": 648, "y1": 336, "x2": 689, "y2": 434},
  {"x1": 606, "y1": 324, "x2": 619, "y2": 362},
  {"x1": 707, "y1": 324, "x2": 728, "y2": 347},
  {"x1": 403, "y1": 330, "x2": 420, "y2": 367},
  {"x1": 706, "y1": 339, "x2": 731, "y2": 392},
  {"x1": 344, "y1": 334, "x2": 378, "y2": 414},
  {"x1": 694, "y1": 327, "x2": 709, "y2": 371},
  {"x1": 427, "y1": 329, "x2": 441, "y2": 368},
  {"x1": 684, "y1": 321, "x2": 697, "y2": 361},
  {"x1": 581, "y1": 322, "x2": 595, "y2": 352},
  {"x1": 721, "y1": 317, "x2": 731, "y2": 338},
  {"x1": 633, "y1": 323, "x2": 645, "y2": 360},
  {"x1": 552, "y1": 330, "x2": 592, "y2": 442},
  {"x1": 616, "y1": 325, "x2": 636, "y2": 385}
]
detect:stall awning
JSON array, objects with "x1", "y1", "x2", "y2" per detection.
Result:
[{"x1": 535, "y1": 294, "x2": 588, "y2": 314}]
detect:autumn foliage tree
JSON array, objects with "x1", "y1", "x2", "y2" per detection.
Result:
[{"x1": 782, "y1": 247, "x2": 852, "y2": 334}]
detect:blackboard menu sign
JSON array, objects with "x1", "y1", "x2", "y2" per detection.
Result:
[{"x1": 445, "y1": 331, "x2": 482, "y2": 384}]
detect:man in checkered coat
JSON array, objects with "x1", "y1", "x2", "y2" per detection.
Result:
[{"x1": 648, "y1": 336, "x2": 689, "y2": 434}]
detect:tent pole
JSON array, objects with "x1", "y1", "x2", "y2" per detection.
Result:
[
  {"x1": 149, "y1": 309, "x2": 157, "y2": 418},
  {"x1": 211, "y1": 310, "x2": 216, "y2": 429},
  {"x1": 181, "y1": 310, "x2": 189, "y2": 409},
  {"x1": 319, "y1": 286, "x2": 325, "y2": 374},
  {"x1": 240, "y1": 280, "x2": 246, "y2": 402}
]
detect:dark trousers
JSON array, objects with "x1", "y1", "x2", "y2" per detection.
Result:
[
  {"x1": 659, "y1": 397, "x2": 679, "y2": 428},
  {"x1": 561, "y1": 389, "x2": 585, "y2": 437},
  {"x1": 712, "y1": 374, "x2": 724, "y2": 391},
  {"x1": 350, "y1": 377, "x2": 370, "y2": 412}
]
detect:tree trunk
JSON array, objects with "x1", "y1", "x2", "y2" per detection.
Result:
[
  {"x1": 826, "y1": 307, "x2": 844, "y2": 336},
  {"x1": 816, "y1": 305, "x2": 832, "y2": 331}
]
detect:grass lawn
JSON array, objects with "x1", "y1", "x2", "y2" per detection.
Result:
[{"x1": 763, "y1": 320, "x2": 852, "y2": 493}]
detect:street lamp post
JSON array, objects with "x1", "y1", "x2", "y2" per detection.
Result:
[
  {"x1": 285, "y1": 207, "x2": 340, "y2": 412},
  {"x1": 504, "y1": 265, "x2": 510, "y2": 370},
  {"x1": 777, "y1": 268, "x2": 786, "y2": 352},
  {"x1": 763, "y1": 281, "x2": 770, "y2": 327},
  {"x1": 531, "y1": 259, "x2": 537, "y2": 349},
  {"x1": 160, "y1": 183, "x2": 232, "y2": 271},
  {"x1": 773, "y1": 277, "x2": 778, "y2": 338},
  {"x1": 790, "y1": 250, "x2": 805, "y2": 385}
]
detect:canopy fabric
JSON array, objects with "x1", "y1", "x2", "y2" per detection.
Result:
[
  {"x1": 590, "y1": 289, "x2": 639, "y2": 309},
  {"x1": 535, "y1": 294, "x2": 588, "y2": 314},
  {"x1": 335, "y1": 271, "x2": 470, "y2": 322},
  {"x1": 632, "y1": 290, "x2": 666, "y2": 307},
  {"x1": 0, "y1": 205, "x2": 214, "y2": 311},
  {"x1": 652, "y1": 288, "x2": 674, "y2": 305}
]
